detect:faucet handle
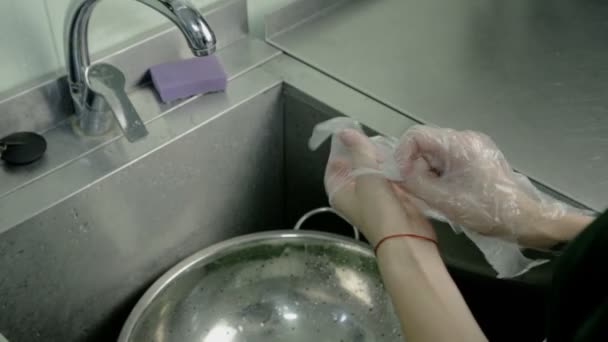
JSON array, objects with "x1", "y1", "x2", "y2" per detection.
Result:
[{"x1": 86, "y1": 63, "x2": 149, "y2": 142}]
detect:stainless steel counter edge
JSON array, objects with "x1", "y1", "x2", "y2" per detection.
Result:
[
  {"x1": 266, "y1": 0, "x2": 608, "y2": 213},
  {"x1": 265, "y1": 0, "x2": 346, "y2": 39},
  {"x1": 263, "y1": 55, "x2": 418, "y2": 138},
  {"x1": 0, "y1": 67, "x2": 283, "y2": 235},
  {"x1": 0, "y1": 38, "x2": 280, "y2": 200},
  {"x1": 264, "y1": 55, "x2": 582, "y2": 207},
  {"x1": 0, "y1": 0, "x2": 249, "y2": 138}
]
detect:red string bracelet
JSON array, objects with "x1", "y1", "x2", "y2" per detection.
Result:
[{"x1": 373, "y1": 233, "x2": 438, "y2": 254}]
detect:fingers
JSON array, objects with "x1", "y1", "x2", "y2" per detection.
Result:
[
  {"x1": 397, "y1": 125, "x2": 449, "y2": 176},
  {"x1": 337, "y1": 126, "x2": 441, "y2": 207},
  {"x1": 331, "y1": 127, "x2": 436, "y2": 242},
  {"x1": 324, "y1": 158, "x2": 352, "y2": 198},
  {"x1": 400, "y1": 157, "x2": 442, "y2": 202},
  {"x1": 338, "y1": 129, "x2": 379, "y2": 169},
  {"x1": 330, "y1": 186, "x2": 360, "y2": 227},
  {"x1": 338, "y1": 129, "x2": 404, "y2": 215},
  {"x1": 400, "y1": 125, "x2": 447, "y2": 157},
  {"x1": 326, "y1": 128, "x2": 386, "y2": 228},
  {"x1": 325, "y1": 157, "x2": 360, "y2": 226},
  {"x1": 396, "y1": 126, "x2": 451, "y2": 206},
  {"x1": 324, "y1": 129, "x2": 367, "y2": 204}
]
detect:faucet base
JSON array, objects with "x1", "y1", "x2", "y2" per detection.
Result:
[
  {"x1": 65, "y1": 0, "x2": 214, "y2": 143},
  {"x1": 72, "y1": 110, "x2": 114, "y2": 137}
]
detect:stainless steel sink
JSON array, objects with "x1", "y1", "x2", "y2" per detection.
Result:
[
  {"x1": 0, "y1": 46, "x2": 416, "y2": 340},
  {"x1": 0, "y1": 2, "x2": 561, "y2": 340},
  {"x1": 0, "y1": 79, "x2": 279, "y2": 342},
  {"x1": 0, "y1": 53, "x2": 554, "y2": 342}
]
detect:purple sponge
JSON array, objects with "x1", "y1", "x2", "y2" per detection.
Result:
[{"x1": 149, "y1": 55, "x2": 227, "y2": 103}]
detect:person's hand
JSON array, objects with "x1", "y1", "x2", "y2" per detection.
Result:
[
  {"x1": 395, "y1": 125, "x2": 577, "y2": 247},
  {"x1": 324, "y1": 128, "x2": 435, "y2": 246},
  {"x1": 324, "y1": 128, "x2": 488, "y2": 342}
]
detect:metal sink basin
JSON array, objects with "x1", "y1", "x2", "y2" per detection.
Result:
[
  {"x1": 0, "y1": 48, "x2": 413, "y2": 341},
  {"x1": 0, "y1": 2, "x2": 560, "y2": 337},
  {"x1": 0, "y1": 54, "x2": 553, "y2": 342}
]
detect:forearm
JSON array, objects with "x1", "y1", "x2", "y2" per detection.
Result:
[
  {"x1": 375, "y1": 238, "x2": 487, "y2": 342},
  {"x1": 508, "y1": 194, "x2": 594, "y2": 249},
  {"x1": 534, "y1": 213, "x2": 594, "y2": 247},
  {"x1": 515, "y1": 200, "x2": 594, "y2": 248}
]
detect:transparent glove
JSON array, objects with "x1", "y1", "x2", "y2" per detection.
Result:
[
  {"x1": 309, "y1": 117, "x2": 400, "y2": 203},
  {"x1": 309, "y1": 118, "x2": 434, "y2": 246},
  {"x1": 395, "y1": 125, "x2": 574, "y2": 246},
  {"x1": 310, "y1": 119, "x2": 590, "y2": 277}
]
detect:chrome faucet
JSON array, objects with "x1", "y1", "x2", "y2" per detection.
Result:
[{"x1": 65, "y1": 0, "x2": 217, "y2": 142}]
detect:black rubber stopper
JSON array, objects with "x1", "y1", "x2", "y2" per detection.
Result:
[{"x1": 0, "y1": 132, "x2": 47, "y2": 165}]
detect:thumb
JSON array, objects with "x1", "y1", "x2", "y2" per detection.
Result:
[{"x1": 338, "y1": 129, "x2": 379, "y2": 170}]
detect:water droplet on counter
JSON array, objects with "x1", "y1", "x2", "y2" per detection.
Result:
[
  {"x1": 79, "y1": 222, "x2": 90, "y2": 233},
  {"x1": 71, "y1": 208, "x2": 79, "y2": 220}
]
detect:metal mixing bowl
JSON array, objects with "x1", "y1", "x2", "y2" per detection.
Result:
[{"x1": 118, "y1": 231, "x2": 403, "y2": 341}]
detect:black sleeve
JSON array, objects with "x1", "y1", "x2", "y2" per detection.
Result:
[{"x1": 546, "y1": 210, "x2": 608, "y2": 342}]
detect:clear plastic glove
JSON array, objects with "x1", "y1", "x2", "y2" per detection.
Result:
[
  {"x1": 309, "y1": 118, "x2": 400, "y2": 201},
  {"x1": 313, "y1": 123, "x2": 488, "y2": 342},
  {"x1": 309, "y1": 118, "x2": 434, "y2": 246},
  {"x1": 396, "y1": 125, "x2": 578, "y2": 248},
  {"x1": 311, "y1": 119, "x2": 589, "y2": 278}
]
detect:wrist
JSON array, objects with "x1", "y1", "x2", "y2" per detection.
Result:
[
  {"x1": 358, "y1": 214, "x2": 414, "y2": 246},
  {"x1": 374, "y1": 233, "x2": 438, "y2": 253},
  {"x1": 366, "y1": 225, "x2": 409, "y2": 246},
  {"x1": 364, "y1": 220, "x2": 436, "y2": 248},
  {"x1": 375, "y1": 234, "x2": 441, "y2": 263}
]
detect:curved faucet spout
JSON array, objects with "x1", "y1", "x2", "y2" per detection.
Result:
[
  {"x1": 66, "y1": 0, "x2": 216, "y2": 96},
  {"x1": 64, "y1": 0, "x2": 216, "y2": 139},
  {"x1": 139, "y1": 0, "x2": 216, "y2": 56}
]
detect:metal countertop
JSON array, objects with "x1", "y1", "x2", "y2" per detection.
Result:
[{"x1": 268, "y1": 0, "x2": 608, "y2": 212}]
